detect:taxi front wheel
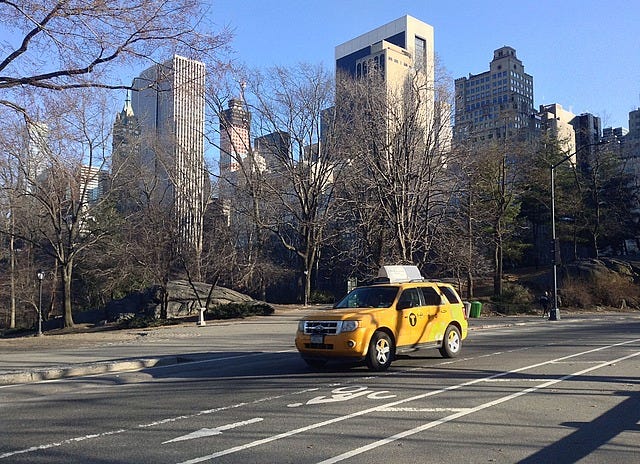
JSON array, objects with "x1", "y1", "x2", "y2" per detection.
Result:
[
  {"x1": 366, "y1": 331, "x2": 393, "y2": 371},
  {"x1": 439, "y1": 325, "x2": 462, "y2": 358}
]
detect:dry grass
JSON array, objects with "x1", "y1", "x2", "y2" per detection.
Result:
[{"x1": 561, "y1": 273, "x2": 640, "y2": 309}]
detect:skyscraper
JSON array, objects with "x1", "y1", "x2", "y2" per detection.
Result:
[
  {"x1": 454, "y1": 46, "x2": 534, "y2": 143},
  {"x1": 334, "y1": 15, "x2": 439, "y2": 151},
  {"x1": 571, "y1": 112, "x2": 601, "y2": 172},
  {"x1": 625, "y1": 109, "x2": 640, "y2": 161},
  {"x1": 537, "y1": 103, "x2": 577, "y2": 157},
  {"x1": 254, "y1": 131, "x2": 290, "y2": 172},
  {"x1": 130, "y1": 55, "x2": 206, "y2": 249},
  {"x1": 622, "y1": 109, "x2": 640, "y2": 188},
  {"x1": 219, "y1": 99, "x2": 251, "y2": 176},
  {"x1": 23, "y1": 121, "x2": 49, "y2": 192},
  {"x1": 218, "y1": 98, "x2": 251, "y2": 205},
  {"x1": 111, "y1": 94, "x2": 140, "y2": 171},
  {"x1": 335, "y1": 15, "x2": 434, "y2": 83}
]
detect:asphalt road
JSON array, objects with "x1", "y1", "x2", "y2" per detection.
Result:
[{"x1": 1, "y1": 314, "x2": 639, "y2": 463}]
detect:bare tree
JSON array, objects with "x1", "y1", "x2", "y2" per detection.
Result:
[
  {"x1": 0, "y1": 2, "x2": 232, "y2": 325},
  {"x1": 0, "y1": 90, "x2": 116, "y2": 327},
  {"x1": 334, "y1": 59, "x2": 460, "y2": 272},
  {"x1": 215, "y1": 64, "x2": 343, "y2": 304},
  {"x1": 0, "y1": 117, "x2": 26, "y2": 328},
  {"x1": 0, "y1": 1, "x2": 230, "y2": 98}
]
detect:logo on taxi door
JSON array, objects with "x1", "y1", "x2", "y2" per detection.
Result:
[{"x1": 408, "y1": 313, "x2": 417, "y2": 326}]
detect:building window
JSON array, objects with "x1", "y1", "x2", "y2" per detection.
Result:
[{"x1": 414, "y1": 36, "x2": 426, "y2": 72}]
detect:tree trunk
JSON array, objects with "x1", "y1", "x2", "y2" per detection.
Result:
[
  {"x1": 493, "y1": 230, "x2": 503, "y2": 297},
  {"x1": 466, "y1": 194, "x2": 474, "y2": 299},
  {"x1": 62, "y1": 261, "x2": 75, "y2": 328}
]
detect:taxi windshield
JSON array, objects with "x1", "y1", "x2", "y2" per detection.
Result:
[{"x1": 334, "y1": 286, "x2": 399, "y2": 309}]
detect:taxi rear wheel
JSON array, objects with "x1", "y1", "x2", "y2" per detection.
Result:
[
  {"x1": 439, "y1": 325, "x2": 462, "y2": 358},
  {"x1": 366, "y1": 331, "x2": 393, "y2": 371}
]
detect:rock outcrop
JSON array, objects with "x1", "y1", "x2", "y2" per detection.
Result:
[{"x1": 104, "y1": 280, "x2": 264, "y2": 320}]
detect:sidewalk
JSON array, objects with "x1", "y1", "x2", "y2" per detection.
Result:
[{"x1": 0, "y1": 312, "x2": 547, "y2": 385}]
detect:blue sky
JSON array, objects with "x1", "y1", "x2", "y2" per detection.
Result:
[{"x1": 211, "y1": 0, "x2": 640, "y2": 129}]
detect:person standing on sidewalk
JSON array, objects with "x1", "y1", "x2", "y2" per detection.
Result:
[{"x1": 539, "y1": 291, "x2": 550, "y2": 317}]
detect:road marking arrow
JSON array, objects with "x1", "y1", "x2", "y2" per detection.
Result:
[{"x1": 162, "y1": 418, "x2": 263, "y2": 444}]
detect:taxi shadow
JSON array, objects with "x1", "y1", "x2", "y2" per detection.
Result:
[
  {"x1": 518, "y1": 389, "x2": 640, "y2": 463},
  {"x1": 138, "y1": 350, "x2": 375, "y2": 381}
]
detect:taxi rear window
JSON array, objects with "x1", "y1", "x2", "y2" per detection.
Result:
[{"x1": 438, "y1": 286, "x2": 461, "y2": 304}]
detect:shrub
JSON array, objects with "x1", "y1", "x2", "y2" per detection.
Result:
[
  {"x1": 495, "y1": 282, "x2": 534, "y2": 305},
  {"x1": 561, "y1": 273, "x2": 640, "y2": 309},
  {"x1": 117, "y1": 315, "x2": 180, "y2": 329},
  {"x1": 209, "y1": 302, "x2": 274, "y2": 320},
  {"x1": 491, "y1": 282, "x2": 535, "y2": 314},
  {"x1": 560, "y1": 278, "x2": 594, "y2": 309},
  {"x1": 309, "y1": 290, "x2": 335, "y2": 304}
]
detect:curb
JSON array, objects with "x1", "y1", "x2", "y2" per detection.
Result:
[
  {"x1": 0, "y1": 356, "x2": 179, "y2": 386},
  {"x1": 0, "y1": 317, "x2": 554, "y2": 386}
]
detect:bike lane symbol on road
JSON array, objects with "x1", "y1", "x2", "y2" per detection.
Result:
[{"x1": 287, "y1": 385, "x2": 396, "y2": 408}]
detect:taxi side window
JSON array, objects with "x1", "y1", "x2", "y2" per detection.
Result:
[
  {"x1": 438, "y1": 286, "x2": 461, "y2": 304},
  {"x1": 397, "y1": 288, "x2": 421, "y2": 309},
  {"x1": 421, "y1": 287, "x2": 442, "y2": 306}
]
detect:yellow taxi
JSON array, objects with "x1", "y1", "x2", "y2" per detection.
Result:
[{"x1": 295, "y1": 266, "x2": 468, "y2": 371}]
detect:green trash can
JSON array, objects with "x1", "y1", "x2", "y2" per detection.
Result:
[{"x1": 470, "y1": 301, "x2": 482, "y2": 318}]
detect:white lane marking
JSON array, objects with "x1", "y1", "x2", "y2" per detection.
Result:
[
  {"x1": 0, "y1": 429, "x2": 127, "y2": 460},
  {"x1": 176, "y1": 338, "x2": 640, "y2": 464},
  {"x1": 551, "y1": 360, "x2": 609, "y2": 364},
  {"x1": 288, "y1": 386, "x2": 396, "y2": 408},
  {"x1": 138, "y1": 403, "x2": 247, "y2": 428},
  {"x1": 0, "y1": 382, "x2": 323, "y2": 461},
  {"x1": 318, "y1": 349, "x2": 640, "y2": 464},
  {"x1": 163, "y1": 418, "x2": 263, "y2": 444},
  {"x1": 380, "y1": 407, "x2": 471, "y2": 413},
  {"x1": 482, "y1": 378, "x2": 552, "y2": 382}
]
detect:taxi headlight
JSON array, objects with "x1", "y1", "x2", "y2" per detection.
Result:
[
  {"x1": 298, "y1": 321, "x2": 306, "y2": 332},
  {"x1": 341, "y1": 320, "x2": 359, "y2": 333}
]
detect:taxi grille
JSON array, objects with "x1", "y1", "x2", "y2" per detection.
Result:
[{"x1": 301, "y1": 321, "x2": 339, "y2": 335}]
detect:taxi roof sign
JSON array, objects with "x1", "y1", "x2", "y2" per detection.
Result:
[{"x1": 377, "y1": 265, "x2": 423, "y2": 283}]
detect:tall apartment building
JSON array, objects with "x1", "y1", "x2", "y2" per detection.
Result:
[
  {"x1": 571, "y1": 112, "x2": 601, "y2": 172},
  {"x1": 112, "y1": 95, "x2": 141, "y2": 173},
  {"x1": 537, "y1": 103, "x2": 577, "y2": 160},
  {"x1": 602, "y1": 126, "x2": 628, "y2": 160},
  {"x1": 454, "y1": 46, "x2": 534, "y2": 143},
  {"x1": 130, "y1": 55, "x2": 206, "y2": 249},
  {"x1": 621, "y1": 109, "x2": 640, "y2": 185},
  {"x1": 336, "y1": 15, "x2": 434, "y2": 81},
  {"x1": 219, "y1": 98, "x2": 251, "y2": 204},
  {"x1": 625, "y1": 109, "x2": 640, "y2": 159},
  {"x1": 335, "y1": 15, "x2": 437, "y2": 141},
  {"x1": 79, "y1": 165, "x2": 108, "y2": 206},
  {"x1": 603, "y1": 126, "x2": 629, "y2": 141},
  {"x1": 23, "y1": 121, "x2": 49, "y2": 191},
  {"x1": 254, "y1": 131, "x2": 290, "y2": 172}
]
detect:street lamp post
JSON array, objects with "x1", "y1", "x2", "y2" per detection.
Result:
[
  {"x1": 549, "y1": 163, "x2": 563, "y2": 321},
  {"x1": 36, "y1": 270, "x2": 45, "y2": 336},
  {"x1": 549, "y1": 142, "x2": 606, "y2": 321}
]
